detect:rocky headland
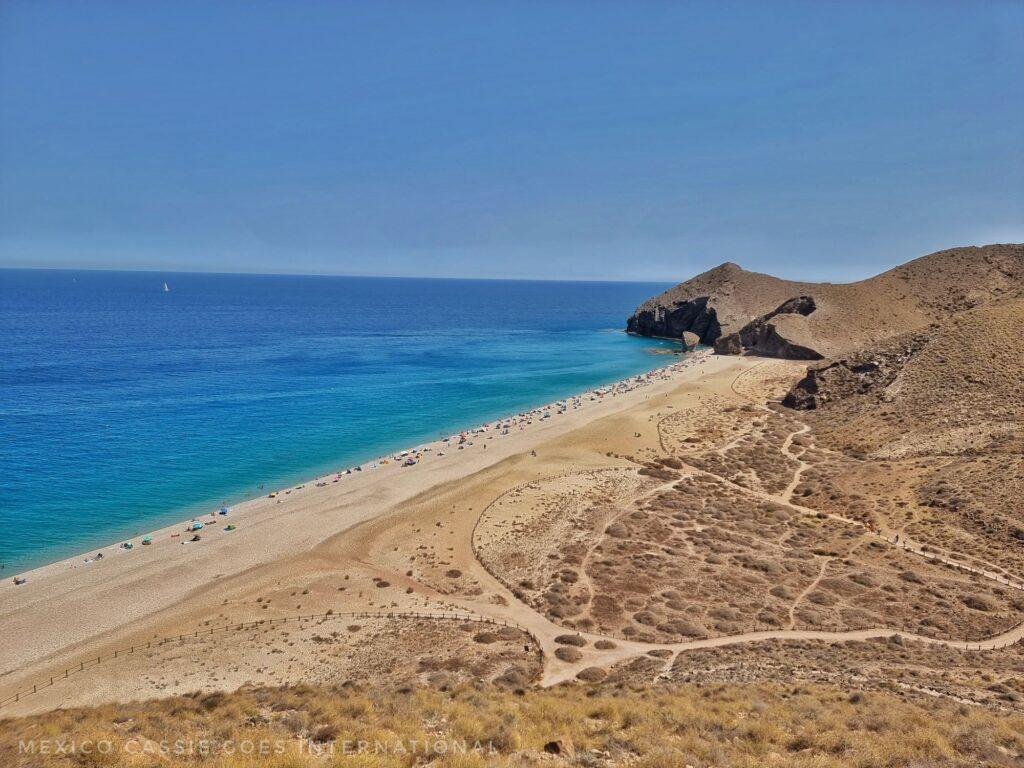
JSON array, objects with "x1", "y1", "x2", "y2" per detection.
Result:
[{"x1": 627, "y1": 243, "x2": 1023, "y2": 359}]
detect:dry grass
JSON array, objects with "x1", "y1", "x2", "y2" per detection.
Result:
[
  {"x1": 4, "y1": 680, "x2": 1024, "y2": 767},
  {"x1": 0, "y1": 618, "x2": 541, "y2": 715},
  {"x1": 662, "y1": 636, "x2": 1024, "y2": 711}
]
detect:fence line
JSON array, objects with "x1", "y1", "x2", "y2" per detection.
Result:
[
  {"x1": 4, "y1": 567, "x2": 1019, "y2": 714},
  {"x1": 0, "y1": 609, "x2": 541, "y2": 712},
  {"x1": 871, "y1": 528, "x2": 1024, "y2": 592}
]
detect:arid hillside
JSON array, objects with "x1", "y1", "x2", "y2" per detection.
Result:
[
  {"x1": 627, "y1": 244, "x2": 1023, "y2": 359},
  {"x1": 783, "y1": 297, "x2": 1024, "y2": 456},
  {"x1": 780, "y1": 297, "x2": 1024, "y2": 587}
]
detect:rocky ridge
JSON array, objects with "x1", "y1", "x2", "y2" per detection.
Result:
[{"x1": 627, "y1": 244, "x2": 1023, "y2": 360}]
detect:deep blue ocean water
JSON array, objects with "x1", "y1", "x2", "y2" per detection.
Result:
[{"x1": 0, "y1": 270, "x2": 676, "y2": 574}]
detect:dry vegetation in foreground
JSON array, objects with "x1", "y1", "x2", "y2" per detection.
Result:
[{"x1": 4, "y1": 681, "x2": 1024, "y2": 768}]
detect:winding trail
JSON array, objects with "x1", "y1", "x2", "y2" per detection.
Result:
[
  {"x1": 5, "y1": 356, "x2": 1022, "y2": 711},
  {"x1": 729, "y1": 362, "x2": 1024, "y2": 590},
  {"x1": 536, "y1": 621, "x2": 1024, "y2": 688},
  {"x1": 780, "y1": 424, "x2": 811, "y2": 502},
  {"x1": 787, "y1": 556, "x2": 831, "y2": 630},
  {"x1": 459, "y1": 361, "x2": 1024, "y2": 687},
  {"x1": 719, "y1": 367, "x2": 1024, "y2": 592}
]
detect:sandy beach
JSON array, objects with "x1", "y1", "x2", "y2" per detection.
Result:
[
  {"x1": 3, "y1": 7, "x2": 1021, "y2": 761},
  {"x1": 5, "y1": 346, "x2": 1023, "y2": 718},
  {"x1": 0, "y1": 349, "x2": 741, "y2": 713}
]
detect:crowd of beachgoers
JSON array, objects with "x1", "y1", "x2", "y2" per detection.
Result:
[
  {"x1": 363, "y1": 354, "x2": 702, "y2": 468},
  {"x1": 10, "y1": 352, "x2": 707, "y2": 585}
]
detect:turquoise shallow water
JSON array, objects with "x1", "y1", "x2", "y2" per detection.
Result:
[{"x1": 0, "y1": 270, "x2": 677, "y2": 574}]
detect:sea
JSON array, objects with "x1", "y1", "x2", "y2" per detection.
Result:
[{"x1": 0, "y1": 270, "x2": 678, "y2": 575}]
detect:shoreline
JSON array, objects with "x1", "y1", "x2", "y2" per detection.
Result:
[
  {"x1": 0, "y1": 349, "x2": 733, "y2": 708},
  {"x1": 3, "y1": 342, "x2": 685, "y2": 579},
  {"x1": 5, "y1": 348, "x2": 1024, "y2": 718},
  {"x1": 2, "y1": 349, "x2": 699, "y2": 587}
]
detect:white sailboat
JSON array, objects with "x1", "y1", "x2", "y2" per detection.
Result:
[{"x1": 163, "y1": 282, "x2": 170, "y2": 293}]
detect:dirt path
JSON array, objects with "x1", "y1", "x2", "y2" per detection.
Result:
[
  {"x1": 537, "y1": 621, "x2": 1024, "y2": 687},
  {"x1": 787, "y1": 556, "x2": 831, "y2": 630},
  {"x1": 462, "y1": 363, "x2": 1024, "y2": 685},
  {"x1": 4, "y1": 354, "x2": 1022, "y2": 710},
  {"x1": 780, "y1": 423, "x2": 811, "y2": 502}
]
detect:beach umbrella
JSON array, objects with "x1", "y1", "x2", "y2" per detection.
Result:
[
  {"x1": 219, "y1": 506, "x2": 229, "y2": 515},
  {"x1": 191, "y1": 521, "x2": 203, "y2": 530}
]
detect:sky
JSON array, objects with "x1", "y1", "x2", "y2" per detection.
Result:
[{"x1": 0, "y1": 1, "x2": 1022, "y2": 282}]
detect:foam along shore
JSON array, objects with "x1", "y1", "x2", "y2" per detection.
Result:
[{"x1": 0, "y1": 350, "x2": 728, "y2": 687}]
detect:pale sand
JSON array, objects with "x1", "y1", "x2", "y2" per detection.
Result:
[
  {"x1": 0, "y1": 349, "x2": 744, "y2": 713},
  {"x1": 5, "y1": 350, "x2": 1021, "y2": 715}
]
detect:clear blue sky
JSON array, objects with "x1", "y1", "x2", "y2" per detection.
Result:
[{"x1": 1, "y1": 1, "x2": 1021, "y2": 282}]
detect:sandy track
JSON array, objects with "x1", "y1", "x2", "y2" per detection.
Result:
[
  {"x1": 0, "y1": 352, "x2": 731, "y2": 713},
  {"x1": 3, "y1": 351, "x2": 1023, "y2": 712},
  {"x1": 455, "y1": 361, "x2": 1024, "y2": 684}
]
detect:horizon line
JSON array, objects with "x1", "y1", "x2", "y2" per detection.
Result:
[{"x1": 0, "y1": 264, "x2": 678, "y2": 285}]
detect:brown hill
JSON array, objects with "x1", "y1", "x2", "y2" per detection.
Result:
[
  {"x1": 626, "y1": 244, "x2": 1023, "y2": 359},
  {"x1": 783, "y1": 297, "x2": 1024, "y2": 456},
  {"x1": 780, "y1": 296, "x2": 1024, "y2": 583}
]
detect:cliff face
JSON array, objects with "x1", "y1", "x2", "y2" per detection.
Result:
[
  {"x1": 627, "y1": 244, "x2": 1024, "y2": 360},
  {"x1": 714, "y1": 296, "x2": 822, "y2": 359},
  {"x1": 782, "y1": 329, "x2": 932, "y2": 410},
  {"x1": 626, "y1": 295, "x2": 721, "y2": 343}
]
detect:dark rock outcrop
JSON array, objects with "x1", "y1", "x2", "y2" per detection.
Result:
[
  {"x1": 626, "y1": 295, "x2": 722, "y2": 344},
  {"x1": 714, "y1": 296, "x2": 823, "y2": 359},
  {"x1": 782, "y1": 328, "x2": 933, "y2": 409}
]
